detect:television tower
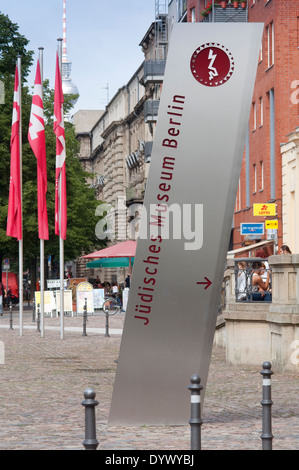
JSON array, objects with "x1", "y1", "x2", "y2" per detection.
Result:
[{"x1": 61, "y1": 0, "x2": 79, "y2": 107}]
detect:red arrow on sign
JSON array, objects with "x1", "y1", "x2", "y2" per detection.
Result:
[{"x1": 197, "y1": 277, "x2": 212, "y2": 290}]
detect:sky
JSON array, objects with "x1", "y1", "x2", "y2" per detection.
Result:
[{"x1": 1, "y1": 0, "x2": 157, "y2": 114}]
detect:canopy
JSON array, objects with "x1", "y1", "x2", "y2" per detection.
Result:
[
  {"x1": 82, "y1": 240, "x2": 137, "y2": 259},
  {"x1": 82, "y1": 240, "x2": 137, "y2": 273},
  {"x1": 86, "y1": 257, "x2": 135, "y2": 268}
]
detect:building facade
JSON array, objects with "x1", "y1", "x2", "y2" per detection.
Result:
[{"x1": 184, "y1": 0, "x2": 299, "y2": 254}]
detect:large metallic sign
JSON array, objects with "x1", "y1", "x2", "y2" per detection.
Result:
[{"x1": 109, "y1": 23, "x2": 263, "y2": 425}]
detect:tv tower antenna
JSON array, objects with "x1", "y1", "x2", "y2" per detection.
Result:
[{"x1": 61, "y1": 0, "x2": 79, "y2": 108}]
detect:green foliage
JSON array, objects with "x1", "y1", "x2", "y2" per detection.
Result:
[{"x1": 0, "y1": 12, "x2": 105, "y2": 271}]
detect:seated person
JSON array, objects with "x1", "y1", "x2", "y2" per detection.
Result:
[{"x1": 251, "y1": 261, "x2": 271, "y2": 302}]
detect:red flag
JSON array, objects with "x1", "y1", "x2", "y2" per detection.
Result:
[
  {"x1": 53, "y1": 52, "x2": 67, "y2": 240},
  {"x1": 28, "y1": 59, "x2": 49, "y2": 240},
  {"x1": 6, "y1": 65, "x2": 22, "y2": 240}
]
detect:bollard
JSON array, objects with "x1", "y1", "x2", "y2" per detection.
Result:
[
  {"x1": 82, "y1": 388, "x2": 99, "y2": 450},
  {"x1": 37, "y1": 303, "x2": 41, "y2": 333},
  {"x1": 188, "y1": 374, "x2": 203, "y2": 450},
  {"x1": 105, "y1": 310, "x2": 110, "y2": 337},
  {"x1": 260, "y1": 361, "x2": 274, "y2": 450},
  {"x1": 9, "y1": 302, "x2": 13, "y2": 330},
  {"x1": 32, "y1": 299, "x2": 35, "y2": 322},
  {"x1": 82, "y1": 298, "x2": 87, "y2": 336}
]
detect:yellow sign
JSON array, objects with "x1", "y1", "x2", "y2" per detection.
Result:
[
  {"x1": 253, "y1": 203, "x2": 276, "y2": 216},
  {"x1": 265, "y1": 220, "x2": 278, "y2": 229}
]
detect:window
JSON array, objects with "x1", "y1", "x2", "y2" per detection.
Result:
[
  {"x1": 260, "y1": 160, "x2": 264, "y2": 191},
  {"x1": 258, "y1": 41, "x2": 263, "y2": 63},
  {"x1": 253, "y1": 164, "x2": 257, "y2": 193},
  {"x1": 191, "y1": 7, "x2": 196, "y2": 22},
  {"x1": 252, "y1": 102, "x2": 256, "y2": 130},
  {"x1": 259, "y1": 97, "x2": 263, "y2": 127},
  {"x1": 266, "y1": 22, "x2": 274, "y2": 68}
]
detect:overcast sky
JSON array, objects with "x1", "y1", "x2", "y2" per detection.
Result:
[{"x1": 1, "y1": 0, "x2": 157, "y2": 113}]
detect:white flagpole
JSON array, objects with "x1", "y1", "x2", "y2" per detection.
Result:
[
  {"x1": 58, "y1": 38, "x2": 64, "y2": 340},
  {"x1": 17, "y1": 55, "x2": 23, "y2": 336},
  {"x1": 39, "y1": 47, "x2": 45, "y2": 338}
]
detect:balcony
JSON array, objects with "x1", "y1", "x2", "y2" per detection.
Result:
[
  {"x1": 143, "y1": 60, "x2": 166, "y2": 85},
  {"x1": 201, "y1": 2, "x2": 248, "y2": 23},
  {"x1": 144, "y1": 100, "x2": 160, "y2": 123},
  {"x1": 144, "y1": 141, "x2": 153, "y2": 163}
]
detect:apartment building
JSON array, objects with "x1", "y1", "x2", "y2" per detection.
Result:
[{"x1": 184, "y1": 0, "x2": 299, "y2": 253}]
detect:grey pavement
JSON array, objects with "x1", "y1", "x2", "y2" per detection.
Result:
[{"x1": 0, "y1": 306, "x2": 298, "y2": 451}]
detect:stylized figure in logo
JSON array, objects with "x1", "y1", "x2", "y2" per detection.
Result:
[
  {"x1": 190, "y1": 43, "x2": 234, "y2": 87},
  {"x1": 208, "y1": 49, "x2": 218, "y2": 81}
]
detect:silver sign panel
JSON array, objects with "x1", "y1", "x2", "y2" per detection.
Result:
[{"x1": 109, "y1": 23, "x2": 263, "y2": 425}]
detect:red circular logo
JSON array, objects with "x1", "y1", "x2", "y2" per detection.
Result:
[{"x1": 190, "y1": 44, "x2": 234, "y2": 87}]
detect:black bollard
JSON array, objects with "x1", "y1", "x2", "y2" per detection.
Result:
[
  {"x1": 105, "y1": 309, "x2": 110, "y2": 337},
  {"x1": 82, "y1": 388, "x2": 99, "y2": 450},
  {"x1": 32, "y1": 299, "x2": 35, "y2": 322},
  {"x1": 9, "y1": 302, "x2": 13, "y2": 330},
  {"x1": 82, "y1": 298, "x2": 87, "y2": 336},
  {"x1": 37, "y1": 303, "x2": 41, "y2": 333},
  {"x1": 260, "y1": 361, "x2": 274, "y2": 450},
  {"x1": 188, "y1": 374, "x2": 203, "y2": 450}
]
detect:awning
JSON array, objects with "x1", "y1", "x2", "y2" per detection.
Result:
[
  {"x1": 86, "y1": 257, "x2": 135, "y2": 268},
  {"x1": 227, "y1": 240, "x2": 275, "y2": 258},
  {"x1": 82, "y1": 240, "x2": 137, "y2": 273},
  {"x1": 82, "y1": 240, "x2": 137, "y2": 259}
]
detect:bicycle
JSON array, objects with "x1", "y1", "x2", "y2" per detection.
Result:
[{"x1": 103, "y1": 296, "x2": 122, "y2": 315}]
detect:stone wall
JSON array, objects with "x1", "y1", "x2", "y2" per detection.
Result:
[{"x1": 216, "y1": 255, "x2": 299, "y2": 373}]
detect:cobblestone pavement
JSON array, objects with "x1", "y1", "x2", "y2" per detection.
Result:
[{"x1": 0, "y1": 308, "x2": 298, "y2": 450}]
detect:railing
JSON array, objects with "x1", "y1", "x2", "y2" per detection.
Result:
[
  {"x1": 144, "y1": 100, "x2": 160, "y2": 123},
  {"x1": 234, "y1": 258, "x2": 272, "y2": 303},
  {"x1": 143, "y1": 60, "x2": 166, "y2": 84},
  {"x1": 201, "y1": 1, "x2": 248, "y2": 23}
]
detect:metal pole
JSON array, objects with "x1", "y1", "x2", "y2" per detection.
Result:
[
  {"x1": 9, "y1": 302, "x2": 13, "y2": 330},
  {"x1": 82, "y1": 388, "x2": 99, "y2": 450},
  {"x1": 188, "y1": 374, "x2": 203, "y2": 450},
  {"x1": 39, "y1": 46, "x2": 45, "y2": 339},
  {"x1": 57, "y1": 38, "x2": 64, "y2": 340},
  {"x1": 260, "y1": 361, "x2": 274, "y2": 450},
  {"x1": 17, "y1": 55, "x2": 23, "y2": 337},
  {"x1": 82, "y1": 298, "x2": 87, "y2": 336}
]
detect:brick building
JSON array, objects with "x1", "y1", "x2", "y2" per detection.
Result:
[{"x1": 183, "y1": 0, "x2": 299, "y2": 254}]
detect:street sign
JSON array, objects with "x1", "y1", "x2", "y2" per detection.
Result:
[
  {"x1": 3, "y1": 265, "x2": 10, "y2": 271},
  {"x1": 241, "y1": 222, "x2": 264, "y2": 235},
  {"x1": 265, "y1": 220, "x2": 278, "y2": 230},
  {"x1": 3, "y1": 258, "x2": 9, "y2": 265},
  {"x1": 109, "y1": 22, "x2": 263, "y2": 425},
  {"x1": 253, "y1": 203, "x2": 276, "y2": 216}
]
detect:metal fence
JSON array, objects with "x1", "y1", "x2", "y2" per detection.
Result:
[{"x1": 234, "y1": 258, "x2": 272, "y2": 303}]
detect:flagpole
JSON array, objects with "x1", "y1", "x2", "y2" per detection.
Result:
[
  {"x1": 17, "y1": 55, "x2": 23, "y2": 337},
  {"x1": 58, "y1": 38, "x2": 64, "y2": 340},
  {"x1": 39, "y1": 47, "x2": 45, "y2": 338}
]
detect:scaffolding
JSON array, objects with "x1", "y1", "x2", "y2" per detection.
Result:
[{"x1": 154, "y1": 0, "x2": 168, "y2": 60}]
